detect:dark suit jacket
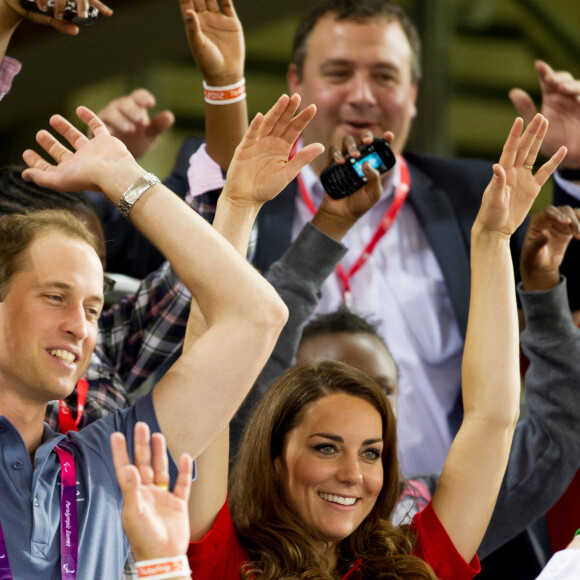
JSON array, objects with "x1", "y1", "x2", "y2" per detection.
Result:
[
  {"x1": 255, "y1": 152, "x2": 528, "y2": 339},
  {"x1": 253, "y1": 152, "x2": 528, "y2": 435}
]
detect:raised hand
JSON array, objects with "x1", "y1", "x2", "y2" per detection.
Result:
[
  {"x1": 21, "y1": 106, "x2": 139, "y2": 196},
  {"x1": 509, "y1": 60, "x2": 580, "y2": 166},
  {"x1": 111, "y1": 423, "x2": 193, "y2": 562},
  {"x1": 222, "y1": 94, "x2": 324, "y2": 206},
  {"x1": 314, "y1": 129, "x2": 394, "y2": 239},
  {"x1": 179, "y1": 0, "x2": 244, "y2": 86},
  {"x1": 475, "y1": 114, "x2": 567, "y2": 237},
  {"x1": 4, "y1": 0, "x2": 112, "y2": 35},
  {"x1": 520, "y1": 205, "x2": 580, "y2": 291},
  {"x1": 94, "y1": 89, "x2": 175, "y2": 159}
]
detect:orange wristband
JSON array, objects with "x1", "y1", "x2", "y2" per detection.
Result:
[
  {"x1": 136, "y1": 555, "x2": 191, "y2": 579},
  {"x1": 203, "y1": 78, "x2": 246, "y2": 105}
]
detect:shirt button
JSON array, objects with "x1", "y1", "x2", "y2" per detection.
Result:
[
  {"x1": 13, "y1": 460, "x2": 24, "y2": 470},
  {"x1": 34, "y1": 497, "x2": 39, "y2": 507}
]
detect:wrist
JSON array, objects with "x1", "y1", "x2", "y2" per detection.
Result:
[
  {"x1": 311, "y1": 209, "x2": 355, "y2": 242},
  {"x1": 520, "y1": 268, "x2": 560, "y2": 292},
  {"x1": 217, "y1": 188, "x2": 262, "y2": 216},
  {"x1": 203, "y1": 78, "x2": 245, "y2": 106},
  {"x1": 471, "y1": 223, "x2": 511, "y2": 247},
  {"x1": 135, "y1": 555, "x2": 191, "y2": 579},
  {"x1": 203, "y1": 71, "x2": 244, "y2": 88},
  {"x1": 97, "y1": 158, "x2": 147, "y2": 204},
  {"x1": 521, "y1": 270, "x2": 560, "y2": 292}
]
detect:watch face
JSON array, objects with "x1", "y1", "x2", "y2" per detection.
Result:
[{"x1": 125, "y1": 189, "x2": 142, "y2": 202}]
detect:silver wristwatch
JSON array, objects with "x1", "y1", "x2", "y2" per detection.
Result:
[{"x1": 117, "y1": 173, "x2": 160, "y2": 218}]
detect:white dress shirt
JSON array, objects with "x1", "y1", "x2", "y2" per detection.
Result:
[{"x1": 293, "y1": 160, "x2": 464, "y2": 474}]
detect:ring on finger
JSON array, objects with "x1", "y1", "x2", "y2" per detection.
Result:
[{"x1": 523, "y1": 163, "x2": 534, "y2": 170}]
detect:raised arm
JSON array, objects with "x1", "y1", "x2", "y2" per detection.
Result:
[
  {"x1": 180, "y1": 0, "x2": 247, "y2": 171},
  {"x1": 431, "y1": 114, "x2": 567, "y2": 562},
  {"x1": 251, "y1": 129, "x2": 392, "y2": 391},
  {"x1": 184, "y1": 93, "x2": 324, "y2": 541},
  {"x1": 478, "y1": 205, "x2": 580, "y2": 558},
  {"x1": 227, "y1": 130, "x2": 390, "y2": 461},
  {"x1": 20, "y1": 103, "x2": 294, "y2": 472}
]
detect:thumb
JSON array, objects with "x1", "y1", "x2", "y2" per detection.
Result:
[
  {"x1": 524, "y1": 229, "x2": 550, "y2": 257},
  {"x1": 508, "y1": 89, "x2": 537, "y2": 125},
  {"x1": 287, "y1": 143, "x2": 325, "y2": 176},
  {"x1": 521, "y1": 229, "x2": 551, "y2": 271},
  {"x1": 487, "y1": 163, "x2": 507, "y2": 198},
  {"x1": 146, "y1": 111, "x2": 176, "y2": 140}
]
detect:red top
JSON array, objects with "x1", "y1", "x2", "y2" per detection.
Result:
[{"x1": 188, "y1": 499, "x2": 480, "y2": 579}]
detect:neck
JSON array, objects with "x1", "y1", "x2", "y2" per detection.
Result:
[
  {"x1": 0, "y1": 392, "x2": 47, "y2": 457},
  {"x1": 315, "y1": 540, "x2": 338, "y2": 572}
]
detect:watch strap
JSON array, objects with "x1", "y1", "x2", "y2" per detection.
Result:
[{"x1": 118, "y1": 172, "x2": 160, "y2": 218}]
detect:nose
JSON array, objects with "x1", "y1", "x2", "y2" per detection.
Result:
[
  {"x1": 347, "y1": 73, "x2": 376, "y2": 106},
  {"x1": 61, "y1": 304, "x2": 89, "y2": 341},
  {"x1": 336, "y1": 454, "x2": 364, "y2": 485}
]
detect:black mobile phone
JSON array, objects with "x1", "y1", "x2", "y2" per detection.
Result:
[
  {"x1": 320, "y1": 138, "x2": 396, "y2": 200},
  {"x1": 20, "y1": 0, "x2": 99, "y2": 25}
]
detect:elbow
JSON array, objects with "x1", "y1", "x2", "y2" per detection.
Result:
[
  {"x1": 250, "y1": 290, "x2": 288, "y2": 351},
  {"x1": 262, "y1": 292, "x2": 289, "y2": 336}
]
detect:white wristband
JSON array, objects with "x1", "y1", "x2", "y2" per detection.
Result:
[
  {"x1": 135, "y1": 555, "x2": 191, "y2": 579},
  {"x1": 203, "y1": 77, "x2": 246, "y2": 105}
]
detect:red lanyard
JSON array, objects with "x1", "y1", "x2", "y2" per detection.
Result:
[
  {"x1": 296, "y1": 155, "x2": 411, "y2": 304},
  {"x1": 58, "y1": 378, "x2": 88, "y2": 434},
  {"x1": 0, "y1": 446, "x2": 78, "y2": 580}
]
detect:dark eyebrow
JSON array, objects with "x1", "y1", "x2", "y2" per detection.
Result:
[
  {"x1": 320, "y1": 59, "x2": 353, "y2": 67},
  {"x1": 309, "y1": 433, "x2": 344, "y2": 443},
  {"x1": 309, "y1": 433, "x2": 383, "y2": 446},
  {"x1": 36, "y1": 281, "x2": 105, "y2": 306}
]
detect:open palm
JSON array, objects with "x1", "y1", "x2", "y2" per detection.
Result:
[
  {"x1": 224, "y1": 94, "x2": 324, "y2": 206},
  {"x1": 180, "y1": 0, "x2": 244, "y2": 84},
  {"x1": 477, "y1": 114, "x2": 567, "y2": 236}
]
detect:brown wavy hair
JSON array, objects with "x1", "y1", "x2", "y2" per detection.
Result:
[{"x1": 229, "y1": 360, "x2": 437, "y2": 579}]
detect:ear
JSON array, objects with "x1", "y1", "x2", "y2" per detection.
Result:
[
  {"x1": 409, "y1": 83, "x2": 419, "y2": 120},
  {"x1": 287, "y1": 63, "x2": 302, "y2": 96},
  {"x1": 273, "y1": 455, "x2": 283, "y2": 477}
]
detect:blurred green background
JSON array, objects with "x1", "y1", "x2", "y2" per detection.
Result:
[{"x1": 1, "y1": 0, "x2": 578, "y2": 211}]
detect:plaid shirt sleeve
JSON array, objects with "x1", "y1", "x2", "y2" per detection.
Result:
[
  {"x1": 98, "y1": 261, "x2": 192, "y2": 392},
  {"x1": 45, "y1": 261, "x2": 192, "y2": 430},
  {"x1": 0, "y1": 57, "x2": 22, "y2": 101}
]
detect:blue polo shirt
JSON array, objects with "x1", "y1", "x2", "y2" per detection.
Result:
[{"x1": 0, "y1": 392, "x2": 178, "y2": 579}]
